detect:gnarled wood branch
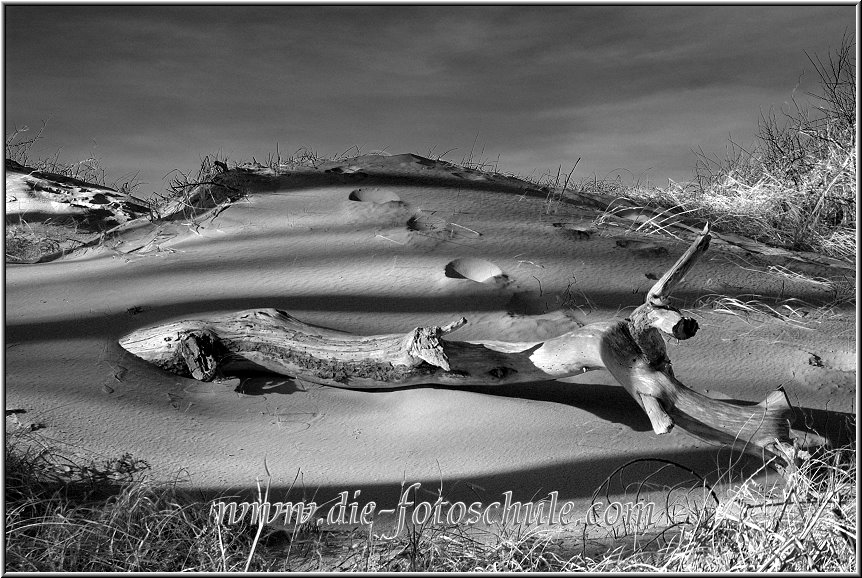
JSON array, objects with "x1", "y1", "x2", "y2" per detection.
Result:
[{"x1": 119, "y1": 223, "x2": 800, "y2": 469}]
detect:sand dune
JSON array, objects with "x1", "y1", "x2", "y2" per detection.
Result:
[{"x1": 5, "y1": 153, "x2": 855, "y2": 534}]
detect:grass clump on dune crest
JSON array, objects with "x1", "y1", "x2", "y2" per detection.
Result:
[
  {"x1": 4, "y1": 122, "x2": 152, "y2": 263},
  {"x1": 5, "y1": 424, "x2": 856, "y2": 572},
  {"x1": 590, "y1": 36, "x2": 856, "y2": 261},
  {"x1": 5, "y1": 121, "x2": 142, "y2": 195}
]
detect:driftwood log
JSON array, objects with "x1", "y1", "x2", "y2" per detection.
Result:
[{"x1": 119, "y1": 225, "x2": 800, "y2": 469}]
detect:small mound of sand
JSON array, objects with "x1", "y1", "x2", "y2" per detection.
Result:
[
  {"x1": 349, "y1": 188, "x2": 402, "y2": 203},
  {"x1": 553, "y1": 222, "x2": 594, "y2": 240},
  {"x1": 407, "y1": 154, "x2": 437, "y2": 167},
  {"x1": 325, "y1": 164, "x2": 366, "y2": 175},
  {"x1": 444, "y1": 257, "x2": 504, "y2": 282},
  {"x1": 451, "y1": 170, "x2": 487, "y2": 181}
]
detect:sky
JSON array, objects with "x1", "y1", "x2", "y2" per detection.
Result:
[{"x1": 3, "y1": 4, "x2": 856, "y2": 196}]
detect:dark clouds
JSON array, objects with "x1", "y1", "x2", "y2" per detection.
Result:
[{"x1": 3, "y1": 5, "x2": 854, "y2": 193}]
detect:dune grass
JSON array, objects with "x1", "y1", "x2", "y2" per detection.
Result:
[
  {"x1": 4, "y1": 122, "x2": 148, "y2": 263},
  {"x1": 5, "y1": 121, "x2": 142, "y2": 195},
  {"x1": 581, "y1": 35, "x2": 855, "y2": 262},
  {"x1": 5, "y1": 423, "x2": 856, "y2": 572},
  {"x1": 5, "y1": 218, "x2": 73, "y2": 263}
]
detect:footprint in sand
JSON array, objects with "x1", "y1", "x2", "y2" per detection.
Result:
[
  {"x1": 406, "y1": 215, "x2": 439, "y2": 233},
  {"x1": 342, "y1": 188, "x2": 411, "y2": 227},
  {"x1": 552, "y1": 222, "x2": 594, "y2": 240},
  {"x1": 615, "y1": 239, "x2": 669, "y2": 257},
  {"x1": 348, "y1": 188, "x2": 402, "y2": 203},
  {"x1": 444, "y1": 257, "x2": 508, "y2": 284}
]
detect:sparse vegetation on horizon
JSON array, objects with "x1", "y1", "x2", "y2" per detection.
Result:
[
  {"x1": 584, "y1": 35, "x2": 856, "y2": 261},
  {"x1": 8, "y1": 32, "x2": 856, "y2": 263},
  {"x1": 5, "y1": 120, "x2": 142, "y2": 195}
]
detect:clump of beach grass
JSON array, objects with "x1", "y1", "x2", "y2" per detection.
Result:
[
  {"x1": 642, "y1": 443, "x2": 857, "y2": 572},
  {"x1": 695, "y1": 294, "x2": 824, "y2": 329},
  {"x1": 590, "y1": 36, "x2": 856, "y2": 261},
  {"x1": 3, "y1": 426, "x2": 268, "y2": 572},
  {"x1": 5, "y1": 421, "x2": 856, "y2": 572},
  {"x1": 5, "y1": 218, "x2": 65, "y2": 263},
  {"x1": 5, "y1": 121, "x2": 142, "y2": 194},
  {"x1": 149, "y1": 152, "x2": 246, "y2": 227}
]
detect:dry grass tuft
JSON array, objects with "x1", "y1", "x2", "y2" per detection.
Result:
[
  {"x1": 649, "y1": 444, "x2": 857, "y2": 572},
  {"x1": 4, "y1": 217, "x2": 95, "y2": 264},
  {"x1": 590, "y1": 36, "x2": 856, "y2": 261},
  {"x1": 6, "y1": 423, "x2": 855, "y2": 572},
  {"x1": 695, "y1": 294, "x2": 824, "y2": 328},
  {"x1": 4, "y1": 427, "x2": 264, "y2": 572},
  {"x1": 5, "y1": 120, "x2": 141, "y2": 194}
]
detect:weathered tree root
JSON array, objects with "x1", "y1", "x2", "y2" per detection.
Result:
[{"x1": 119, "y1": 224, "x2": 803, "y2": 470}]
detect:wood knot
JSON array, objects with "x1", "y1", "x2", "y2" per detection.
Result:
[
  {"x1": 406, "y1": 327, "x2": 450, "y2": 370},
  {"x1": 487, "y1": 366, "x2": 518, "y2": 379},
  {"x1": 178, "y1": 330, "x2": 224, "y2": 381},
  {"x1": 405, "y1": 319, "x2": 465, "y2": 371},
  {"x1": 672, "y1": 316, "x2": 699, "y2": 340}
]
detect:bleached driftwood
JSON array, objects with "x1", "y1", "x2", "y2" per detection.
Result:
[{"x1": 119, "y1": 224, "x2": 799, "y2": 467}]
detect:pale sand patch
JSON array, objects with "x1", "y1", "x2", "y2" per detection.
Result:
[
  {"x1": 4, "y1": 160, "x2": 149, "y2": 226},
  {"x1": 5, "y1": 153, "x2": 855, "y2": 538}
]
